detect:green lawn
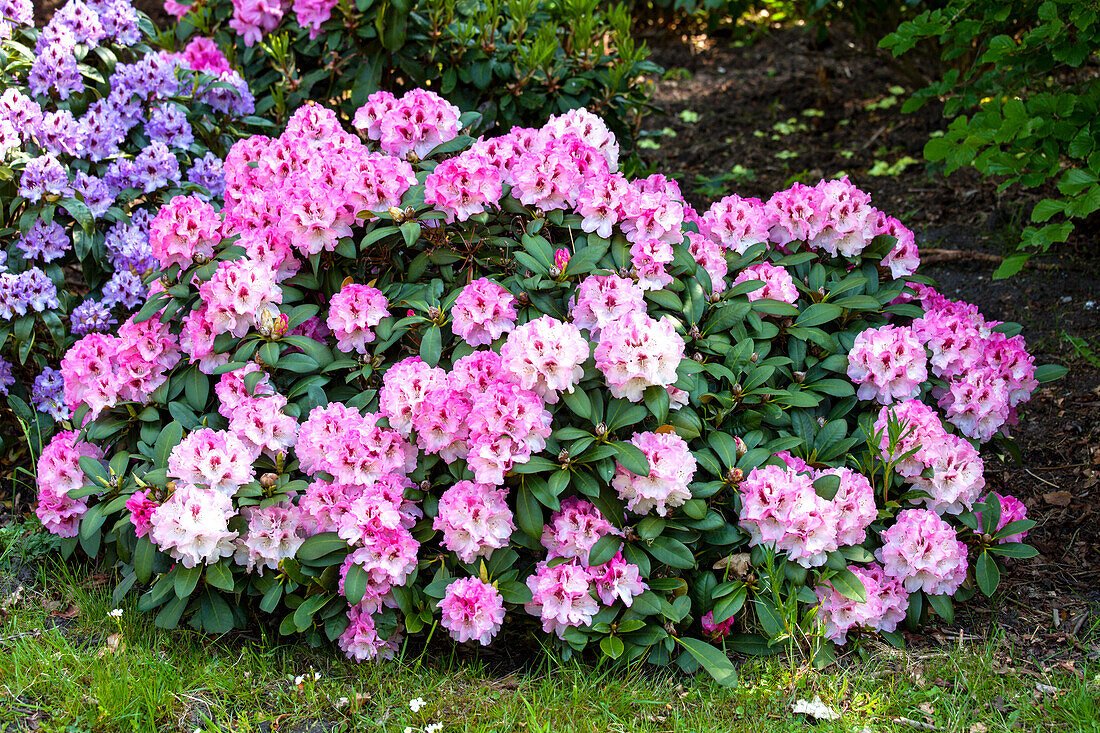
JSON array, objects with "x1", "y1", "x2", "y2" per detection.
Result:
[{"x1": 1, "y1": 557, "x2": 1096, "y2": 733}]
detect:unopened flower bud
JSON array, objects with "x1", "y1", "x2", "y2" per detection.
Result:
[
  {"x1": 749, "y1": 352, "x2": 759, "y2": 363},
  {"x1": 558, "y1": 448, "x2": 570, "y2": 464},
  {"x1": 687, "y1": 324, "x2": 701, "y2": 339},
  {"x1": 387, "y1": 206, "x2": 405, "y2": 222},
  {"x1": 554, "y1": 248, "x2": 571, "y2": 270},
  {"x1": 793, "y1": 370, "x2": 806, "y2": 383},
  {"x1": 724, "y1": 468, "x2": 744, "y2": 485},
  {"x1": 734, "y1": 436, "x2": 747, "y2": 458},
  {"x1": 165, "y1": 481, "x2": 176, "y2": 492},
  {"x1": 693, "y1": 352, "x2": 705, "y2": 363},
  {"x1": 427, "y1": 306, "x2": 441, "y2": 321},
  {"x1": 260, "y1": 473, "x2": 278, "y2": 489},
  {"x1": 420, "y1": 480, "x2": 431, "y2": 492},
  {"x1": 548, "y1": 265, "x2": 562, "y2": 278},
  {"x1": 595, "y1": 422, "x2": 608, "y2": 437},
  {"x1": 193, "y1": 252, "x2": 209, "y2": 266}
]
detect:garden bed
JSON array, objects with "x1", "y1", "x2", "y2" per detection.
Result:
[{"x1": 637, "y1": 24, "x2": 1100, "y2": 662}]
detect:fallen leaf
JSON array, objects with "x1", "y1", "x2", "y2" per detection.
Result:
[
  {"x1": 53, "y1": 603, "x2": 81, "y2": 619},
  {"x1": 1043, "y1": 491, "x2": 1072, "y2": 507},
  {"x1": 970, "y1": 724, "x2": 988, "y2": 733}
]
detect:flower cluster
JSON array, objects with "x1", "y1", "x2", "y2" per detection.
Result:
[
  {"x1": 876, "y1": 509, "x2": 969, "y2": 596},
  {"x1": 1, "y1": 0, "x2": 252, "y2": 426},
  {"x1": 875, "y1": 400, "x2": 986, "y2": 515},
  {"x1": 438, "y1": 577, "x2": 506, "y2": 645},
  {"x1": 814, "y1": 563, "x2": 908, "y2": 644},
  {"x1": 611, "y1": 431, "x2": 697, "y2": 516},
  {"x1": 434, "y1": 481, "x2": 515, "y2": 563},
  {"x1": 61, "y1": 315, "x2": 181, "y2": 420},
  {"x1": 738, "y1": 461, "x2": 876, "y2": 567},
  {"x1": 34, "y1": 430, "x2": 102, "y2": 538}
]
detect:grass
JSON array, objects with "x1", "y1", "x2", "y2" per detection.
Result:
[{"x1": 1, "y1": 556, "x2": 1097, "y2": 733}]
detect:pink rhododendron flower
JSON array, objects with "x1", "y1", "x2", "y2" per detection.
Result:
[
  {"x1": 339, "y1": 604, "x2": 400, "y2": 662},
  {"x1": 327, "y1": 283, "x2": 389, "y2": 354},
  {"x1": 438, "y1": 576, "x2": 506, "y2": 645},
  {"x1": 149, "y1": 195, "x2": 222, "y2": 271},
  {"x1": 234, "y1": 503, "x2": 306, "y2": 574},
  {"x1": 876, "y1": 508, "x2": 968, "y2": 596},
  {"x1": 569, "y1": 273, "x2": 645, "y2": 338},
  {"x1": 500, "y1": 315, "x2": 588, "y2": 403},
  {"x1": 149, "y1": 484, "x2": 237, "y2": 568},
  {"x1": 525, "y1": 560, "x2": 598, "y2": 638},
  {"x1": 730, "y1": 262, "x2": 799, "y2": 304},
  {"x1": 35, "y1": 430, "x2": 102, "y2": 538},
  {"x1": 451, "y1": 278, "x2": 517, "y2": 347},
  {"x1": 612, "y1": 431, "x2": 697, "y2": 516},
  {"x1": 434, "y1": 481, "x2": 514, "y2": 563},
  {"x1": 293, "y1": 0, "x2": 338, "y2": 37},
  {"x1": 591, "y1": 552, "x2": 646, "y2": 607},
  {"x1": 814, "y1": 562, "x2": 908, "y2": 644},
  {"x1": 846, "y1": 324, "x2": 928, "y2": 405},
  {"x1": 167, "y1": 427, "x2": 255, "y2": 496},
  {"x1": 594, "y1": 312, "x2": 684, "y2": 402},
  {"x1": 424, "y1": 149, "x2": 503, "y2": 222},
  {"x1": 125, "y1": 491, "x2": 159, "y2": 539},
  {"x1": 541, "y1": 497, "x2": 618, "y2": 564}
]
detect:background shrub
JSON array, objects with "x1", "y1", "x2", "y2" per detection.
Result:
[
  {"x1": 36, "y1": 91, "x2": 1061, "y2": 682},
  {"x1": 166, "y1": 0, "x2": 659, "y2": 153},
  {"x1": 0, "y1": 0, "x2": 259, "y2": 462},
  {"x1": 881, "y1": 0, "x2": 1100, "y2": 276}
]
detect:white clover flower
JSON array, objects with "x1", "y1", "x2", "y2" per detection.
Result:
[
  {"x1": 409, "y1": 697, "x2": 427, "y2": 712},
  {"x1": 426, "y1": 723, "x2": 443, "y2": 733}
]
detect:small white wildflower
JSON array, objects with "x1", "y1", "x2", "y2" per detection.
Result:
[
  {"x1": 403, "y1": 728, "x2": 414, "y2": 733},
  {"x1": 107, "y1": 608, "x2": 123, "y2": 618},
  {"x1": 409, "y1": 697, "x2": 427, "y2": 712},
  {"x1": 294, "y1": 675, "x2": 305, "y2": 685},
  {"x1": 426, "y1": 723, "x2": 443, "y2": 733}
]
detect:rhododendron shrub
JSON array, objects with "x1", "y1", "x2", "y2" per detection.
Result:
[
  {"x1": 0, "y1": 0, "x2": 256, "y2": 453},
  {"x1": 164, "y1": 0, "x2": 656, "y2": 148},
  {"x1": 40, "y1": 91, "x2": 1061, "y2": 684}
]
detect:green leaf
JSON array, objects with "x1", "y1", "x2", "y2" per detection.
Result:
[
  {"x1": 647, "y1": 537, "x2": 695, "y2": 569},
  {"x1": 343, "y1": 562, "x2": 368, "y2": 605},
  {"x1": 612, "y1": 441, "x2": 650, "y2": 476},
  {"x1": 516, "y1": 483, "x2": 544, "y2": 540},
  {"x1": 600, "y1": 635, "x2": 625, "y2": 660},
  {"x1": 420, "y1": 325, "x2": 442, "y2": 366},
  {"x1": 987, "y1": 542, "x2": 1039, "y2": 559},
  {"x1": 205, "y1": 563, "x2": 235, "y2": 592},
  {"x1": 643, "y1": 384, "x2": 670, "y2": 423},
  {"x1": 134, "y1": 536, "x2": 156, "y2": 584},
  {"x1": 796, "y1": 303, "x2": 843, "y2": 328},
  {"x1": 1034, "y1": 364, "x2": 1067, "y2": 383},
  {"x1": 676, "y1": 637, "x2": 737, "y2": 686},
  {"x1": 199, "y1": 590, "x2": 234, "y2": 634},
  {"x1": 154, "y1": 422, "x2": 183, "y2": 468},
  {"x1": 828, "y1": 567, "x2": 867, "y2": 603},
  {"x1": 175, "y1": 565, "x2": 202, "y2": 599},
  {"x1": 588, "y1": 534, "x2": 623, "y2": 566},
  {"x1": 293, "y1": 593, "x2": 329, "y2": 632},
  {"x1": 297, "y1": 532, "x2": 348, "y2": 561},
  {"x1": 975, "y1": 551, "x2": 1001, "y2": 597},
  {"x1": 925, "y1": 592, "x2": 954, "y2": 624}
]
